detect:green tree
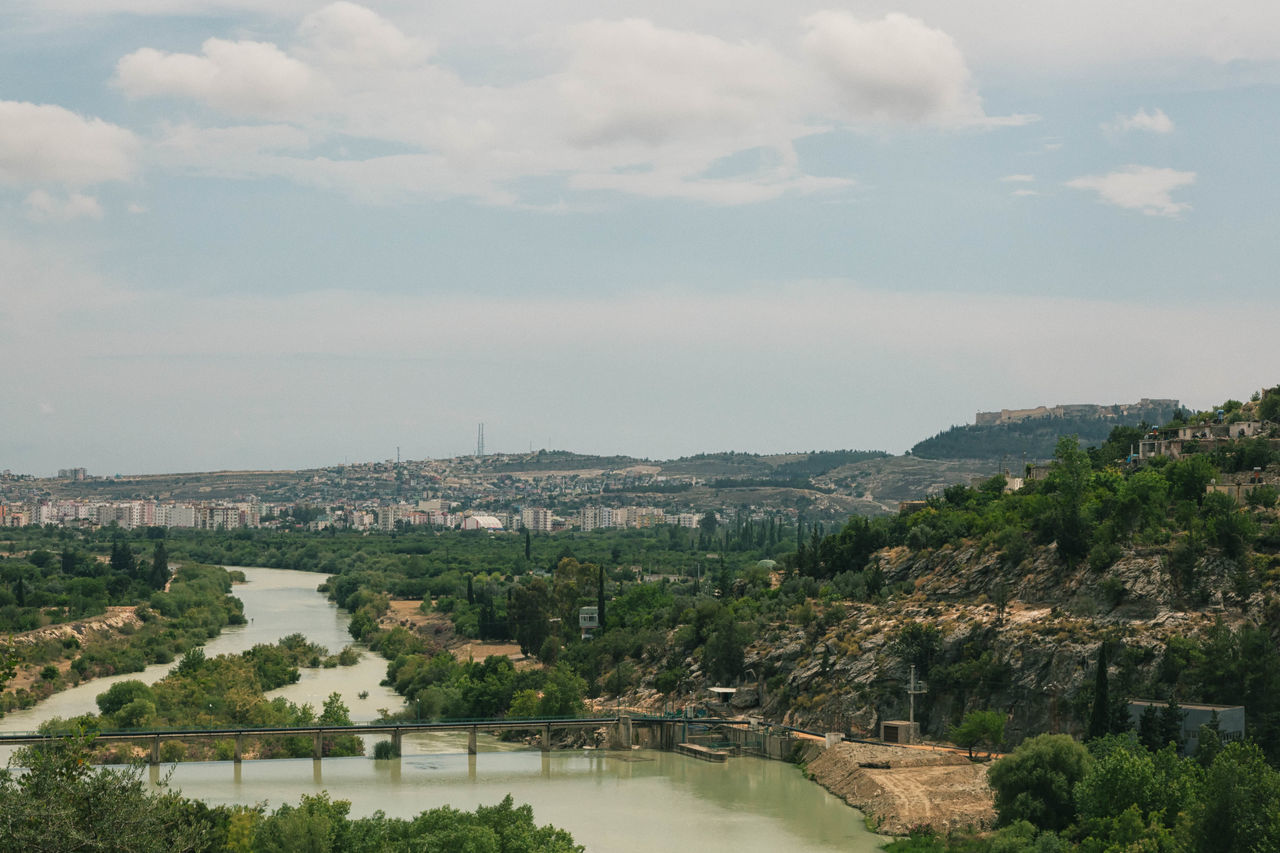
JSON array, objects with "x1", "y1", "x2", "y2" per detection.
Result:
[
  {"x1": 1195, "y1": 741, "x2": 1280, "y2": 853},
  {"x1": 891, "y1": 622, "x2": 942, "y2": 678},
  {"x1": 150, "y1": 542, "x2": 169, "y2": 590},
  {"x1": 1087, "y1": 643, "x2": 1110, "y2": 740},
  {"x1": 510, "y1": 578, "x2": 552, "y2": 658},
  {"x1": 703, "y1": 614, "x2": 746, "y2": 684},
  {"x1": 1045, "y1": 436, "x2": 1093, "y2": 564},
  {"x1": 948, "y1": 710, "x2": 1005, "y2": 758},
  {"x1": 0, "y1": 735, "x2": 224, "y2": 851},
  {"x1": 987, "y1": 733, "x2": 1092, "y2": 831}
]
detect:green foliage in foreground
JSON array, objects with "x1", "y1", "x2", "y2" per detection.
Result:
[
  {"x1": 888, "y1": 735, "x2": 1280, "y2": 853},
  {"x1": 0, "y1": 736, "x2": 581, "y2": 852}
]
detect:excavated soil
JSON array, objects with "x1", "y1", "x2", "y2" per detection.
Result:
[{"x1": 807, "y1": 742, "x2": 995, "y2": 835}]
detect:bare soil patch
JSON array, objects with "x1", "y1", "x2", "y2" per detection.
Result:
[
  {"x1": 378, "y1": 601, "x2": 539, "y2": 670},
  {"x1": 807, "y1": 742, "x2": 995, "y2": 835}
]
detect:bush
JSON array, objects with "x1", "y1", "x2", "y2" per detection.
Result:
[{"x1": 373, "y1": 739, "x2": 401, "y2": 759}]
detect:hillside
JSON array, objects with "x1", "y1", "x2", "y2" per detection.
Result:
[{"x1": 911, "y1": 399, "x2": 1182, "y2": 461}]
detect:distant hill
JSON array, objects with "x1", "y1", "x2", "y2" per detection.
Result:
[{"x1": 910, "y1": 400, "x2": 1181, "y2": 461}]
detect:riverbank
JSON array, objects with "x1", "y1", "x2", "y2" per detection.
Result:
[
  {"x1": 1, "y1": 563, "x2": 243, "y2": 717},
  {"x1": 807, "y1": 741, "x2": 994, "y2": 834}
]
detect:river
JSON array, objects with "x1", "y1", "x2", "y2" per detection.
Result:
[{"x1": 3, "y1": 567, "x2": 885, "y2": 852}]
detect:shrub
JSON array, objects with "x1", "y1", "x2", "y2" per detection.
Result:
[{"x1": 373, "y1": 740, "x2": 401, "y2": 760}]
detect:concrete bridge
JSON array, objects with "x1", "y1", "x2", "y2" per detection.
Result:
[{"x1": 0, "y1": 715, "x2": 806, "y2": 766}]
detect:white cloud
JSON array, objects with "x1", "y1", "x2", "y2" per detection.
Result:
[
  {"x1": 557, "y1": 18, "x2": 794, "y2": 147},
  {"x1": 800, "y1": 11, "x2": 1030, "y2": 127},
  {"x1": 1066, "y1": 165, "x2": 1195, "y2": 217},
  {"x1": 0, "y1": 101, "x2": 137, "y2": 185},
  {"x1": 23, "y1": 189, "x2": 104, "y2": 222},
  {"x1": 1001, "y1": 173, "x2": 1034, "y2": 182},
  {"x1": 297, "y1": 2, "x2": 430, "y2": 68},
  {"x1": 107, "y1": 5, "x2": 1024, "y2": 206},
  {"x1": 1104, "y1": 107, "x2": 1174, "y2": 134},
  {"x1": 1011, "y1": 188, "x2": 1038, "y2": 197},
  {"x1": 115, "y1": 38, "x2": 315, "y2": 117}
]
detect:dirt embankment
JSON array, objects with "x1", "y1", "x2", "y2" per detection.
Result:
[
  {"x1": 807, "y1": 741, "x2": 994, "y2": 835},
  {"x1": 4, "y1": 606, "x2": 142, "y2": 693},
  {"x1": 379, "y1": 601, "x2": 538, "y2": 670}
]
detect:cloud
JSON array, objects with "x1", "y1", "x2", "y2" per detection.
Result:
[
  {"x1": 0, "y1": 101, "x2": 137, "y2": 185},
  {"x1": 1001, "y1": 174, "x2": 1034, "y2": 182},
  {"x1": 106, "y1": 5, "x2": 1023, "y2": 206},
  {"x1": 557, "y1": 18, "x2": 794, "y2": 148},
  {"x1": 1104, "y1": 107, "x2": 1174, "y2": 134},
  {"x1": 297, "y1": 1, "x2": 430, "y2": 68},
  {"x1": 800, "y1": 11, "x2": 1031, "y2": 127},
  {"x1": 1011, "y1": 188, "x2": 1038, "y2": 196},
  {"x1": 115, "y1": 38, "x2": 315, "y2": 116},
  {"x1": 1066, "y1": 165, "x2": 1195, "y2": 217},
  {"x1": 23, "y1": 189, "x2": 104, "y2": 222}
]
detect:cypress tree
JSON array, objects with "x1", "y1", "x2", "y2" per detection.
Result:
[
  {"x1": 150, "y1": 542, "x2": 169, "y2": 590},
  {"x1": 597, "y1": 564, "x2": 606, "y2": 631},
  {"x1": 1088, "y1": 642, "x2": 1110, "y2": 739}
]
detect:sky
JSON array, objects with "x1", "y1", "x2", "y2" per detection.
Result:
[{"x1": 3, "y1": 1, "x2": 1279, "y2": 475}]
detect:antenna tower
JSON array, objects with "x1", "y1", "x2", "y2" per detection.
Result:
[{"x1": 477, "y1": 422, "x2": 485, "y2": 457}]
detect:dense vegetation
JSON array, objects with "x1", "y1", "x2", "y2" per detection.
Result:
[
  {"x1": 0, "y1": 561, "x2": 245, "y2": 714},
  {"x1": 0, "y1": 532, "x2": 173, "y2": 631},
  {"x1": 38, "y1": 634, "x2": 363, "y2": 762},
  {"x1": 888, "y1": 733, "x2": 1280, "y2": 852},
  {"x1": 0, "y1": 735, "x2": 580, "y2": 852}
]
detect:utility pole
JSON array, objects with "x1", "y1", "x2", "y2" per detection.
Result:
[{"x1": 907, "y1": 664, "x2": 928, "y2": 727}]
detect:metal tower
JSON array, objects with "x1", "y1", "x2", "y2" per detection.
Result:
[{"x1": 476, "y1": 422, "x2": 485, "y2": 457}]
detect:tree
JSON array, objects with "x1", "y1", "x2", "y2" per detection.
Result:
[
  {"x1": 1045, "y1": 436, "x2": 1093, "y2": 564},
  {"x1": 0, "y1": 735, "x2": 223, "y2": 851},
  {"x1": 1195, "y1": 741, "x2": 1280, "y2": 853},
  {"x1": 1087, "y1": 643, "x2": 1110, "y2": 740},
  {"x1": 987, "y1": 733, "x2": 1092, "y2": 831},
  {"x1": 991, "y1": 581, "x2": 1011, "y2": 628},
  {"x1": 510, "y1": 579, "x2": 552, "y2": 658},
  {"x1": 891, "y1": 622, "x2": 942, "y2": 678},
  {"x1": 150, "y1": 542, "x2": 169, "y2": 590},
  {"x1": 703, "y1": 614, "x2": 746, "y2": 684},
  {"x1": 110, "y1": 538, "x2": 137, "y2": 581},
  {"x1": 596, "y1": 564, "x2": 606, "y2": 631},
  {"x1": 949, "y1": 710, "x2": 1005, "y2": 758}
]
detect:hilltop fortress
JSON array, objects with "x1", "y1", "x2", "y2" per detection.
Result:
[{"x1": 974, "y1": 398, "x2": 1180, "y2": 427}]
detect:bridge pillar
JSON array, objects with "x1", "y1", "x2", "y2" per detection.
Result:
[
  {"x1": 391, "y1": 729, "x2": 402, "y2": 754},
  {"x1": 150, "y1": 736, "x2": 160, "y2": 766},
  {"x1": 541, "y1": 723, "x2": 551, "y2": 753},
  {"x1": 467, "y1": 728, "x2": 477, "y2": 755},
  {"x1": 234, "y1": 734, "x2": 243, "y2": 763},
  {"x1": 313, "y1": 731, "x2": 323, "y2": 760}
]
